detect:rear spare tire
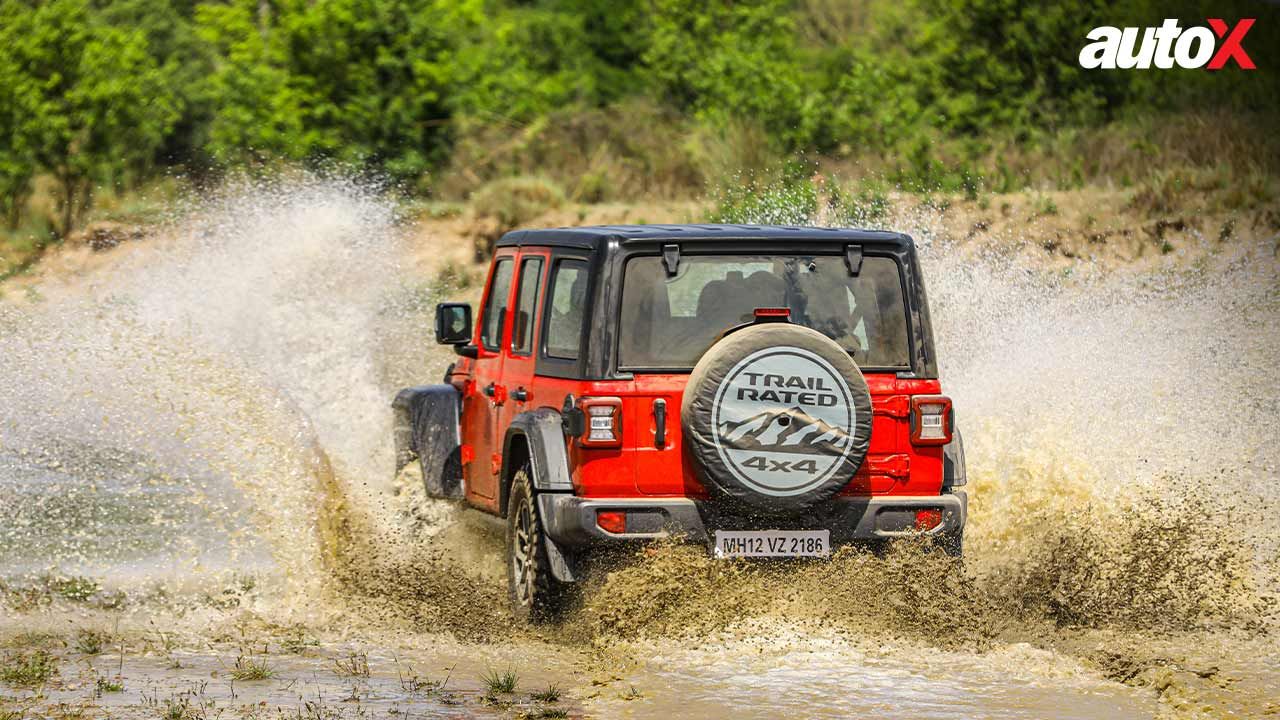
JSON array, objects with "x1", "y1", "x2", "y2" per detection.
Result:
[{"x1": 681, "y1": 323, "x2": 873, "y2": 514}]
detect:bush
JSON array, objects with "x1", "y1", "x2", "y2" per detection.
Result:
[
  {"x1": 471, "y1": 176, "x2": 565, "y2": 227},
  {"x1": 0, "y1": 650, "x2": 58, "y2": 687},
  {"x1": 710, "y1": 176, "x2": 820, "y2": 226},
  {"x1": 711, "y1": 172, "x2": 896, "y2": 227},
  {"x1": 468, "y1": 176, "x2": 565, "y2": 257},
  {"x1": 440, "y1": 99, "x2": 708, "y2": 201}
]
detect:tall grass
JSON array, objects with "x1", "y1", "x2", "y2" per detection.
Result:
[{"x1": 436, "y1": 102, "x2": 1275, "y2": 216}]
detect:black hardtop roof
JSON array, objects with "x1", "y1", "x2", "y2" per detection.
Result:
[{"x1": 494, "y1": 224, "x2": 913, "y2": 251}]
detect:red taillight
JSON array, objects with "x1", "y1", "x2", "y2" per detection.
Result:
[
  {"x1": 596, "y1": 510, "x2": 626, "y2": 534},
  {"x1": 910, "y1": 395, "x2": 953, "y2": 446},
  {"x1": 753, "y1": 307, "x2": 791, "y2": 319},
  {"x1": 578, "y1": 397, "x2": 623, "y2": 448},
  {"x1": 914, "y1": 509, "x2": 943, "y2": 531}
]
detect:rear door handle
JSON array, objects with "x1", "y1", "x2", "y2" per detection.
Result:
[
  {"x1": 653, "y1": 398, "x2": 667, "y2": 448},
  {"x1": 512, "y1": 387, "x2": 529, "y2": 403}
]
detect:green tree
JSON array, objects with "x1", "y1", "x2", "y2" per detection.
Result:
[
  {"x1": 95, "y1": 0, "x2": 219, "y2": 173},
  {"x1": 450, "y1": 6, "x2": 604, "y2": 123},
  {"x1": 541, "y1": 0, "x2": 647, "y2": 102},
  {"x1": 198, "y1": 0, "x2": 474, "y2": 183},
  {"x1": 907, "y1": 0, "x2": 1115, "y2": 134},
  {"x1": 195, "y1": 0, "x2": 311, "y2": 165},
  {"x1": 0, "y1": 15, "x2": 39, "y2": 229},
  {"x1": 1112, "y1": 0, "x2": 1280, "y2": 117},
  {"x1": 2, "y1": 0, "x2": 177, "y2": 238},
  {"x1": 641, "y1": 0, "x2": 809, "y2": 147}
]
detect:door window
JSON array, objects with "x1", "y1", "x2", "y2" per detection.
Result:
[
  {"x1": 480, "y1": 258, "x2": 515, "y2": 351},
  {"x1": 511, "y1": 257, "x2": 544, "y2": 355},
  {"x1": 545, "y1": 259, "x2": 588, "y2": 360}
]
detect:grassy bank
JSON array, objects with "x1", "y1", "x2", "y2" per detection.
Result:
[
  {"x1": 437, "y1": 109, "x2": 1279, "y2": 205},
  {"x1": 0, "y1": 178, "x2": 185, "y2": 281},
  {"x1": 3, "y1": 108, "x2": 1276, "y2": 285}
]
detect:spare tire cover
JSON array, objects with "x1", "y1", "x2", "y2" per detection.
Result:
[{"x1": 681, "y1": 323, "x2": 873, "y2": 513}]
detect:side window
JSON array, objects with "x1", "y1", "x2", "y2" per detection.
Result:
[
  {"x1": 511, "y1": 257, "x2": 543, "y2": 355},
  {"x1": 480, "y1": 258, "x2": 515, "y2": 351},
  {"x1": 545, "y1": 259, "x2": 588, "y2": 360}
]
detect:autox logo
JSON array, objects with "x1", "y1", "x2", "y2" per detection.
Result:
[
  {"x1": 710, "y1": 347, "x2": 855, "y2": 497},
  {"x1": 1078, "y1": 18, "x2": 1256, "y2": 69}
]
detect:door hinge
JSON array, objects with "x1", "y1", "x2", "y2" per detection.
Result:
[
  {"x1": 662, "y1": 244, "x2": 680, "y2": 275},
  {"x1": 864, "y1": 454, "x2": 910, "y2": 478},
  {"x1": 845, "y1": 244, "x2": 863, "y2": 276},
  {"x1": 873, "y1": 395, "x2": 911, "y2": 418}
]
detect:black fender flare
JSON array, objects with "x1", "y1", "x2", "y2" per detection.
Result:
[
  {"x1": 501, "y1": 408, "x2": 579, "y2": 583},
  {"x1": 501, "y1": 408, "x2": 573, "y2": 506}
]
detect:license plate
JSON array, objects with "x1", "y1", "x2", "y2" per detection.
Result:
[{"x1": 713, "y1": 530, "x2": 830, "y2": 558}]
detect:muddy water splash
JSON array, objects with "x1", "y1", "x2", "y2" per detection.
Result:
[
  {"x1": 926, "y1": 230, "x2": 1279, "y2": 630},
  {"x1": 0, "y1": 176, "x2": 479, "y2": 617}
]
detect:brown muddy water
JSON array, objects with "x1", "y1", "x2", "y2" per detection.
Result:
[{"x1": 1, "y1": 178, "x2": 1277, "y2": 719}]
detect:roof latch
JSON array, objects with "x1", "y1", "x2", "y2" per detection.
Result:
[
  {"x1": 844, "y1": 244, "x2": 863, "y2": 277},
  {"x1": 662, "y1": 244, "x2": 681, "y2": 276}
]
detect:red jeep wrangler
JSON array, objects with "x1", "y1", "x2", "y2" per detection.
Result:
[{"x1": 393, "y1": 225, "x2": 966, "y2": 620}]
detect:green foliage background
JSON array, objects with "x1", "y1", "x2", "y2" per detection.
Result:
[{"x1": 0, "y1": 0, "x2": 1277, "y2": 236}]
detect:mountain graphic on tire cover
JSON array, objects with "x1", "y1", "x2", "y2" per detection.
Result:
[{"x1": 716, "y1": 406, "x2": 852, "y2": 455}]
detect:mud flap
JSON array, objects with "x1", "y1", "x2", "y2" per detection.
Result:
[
  {"x1": 392, "y1": 385, "x2": 463, "y2": 499},
  {"x1": 533, "y1": 492, "x2": 581, "y2": 583},
  {"x1": 943, "y1": 427, "x2": 967, "y2": 488},
  {"x1": 542, "y1": 532, "x2": 579, "y2": 583}
]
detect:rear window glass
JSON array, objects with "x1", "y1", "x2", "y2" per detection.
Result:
[{"x1": 619, "y1": 255, "x2": 910, "y2": 369}]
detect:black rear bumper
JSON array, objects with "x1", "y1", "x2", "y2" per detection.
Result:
[{"x1": 537, "y1": 491, "x2": 967, "y2": 548}]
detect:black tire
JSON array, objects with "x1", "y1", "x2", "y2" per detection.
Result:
[
  {"x1": 506, "y1": 468, "x2": 567, "y2": 622},
  {"x1": 681, "y1": 323, "x2": 873, "y2": 514}
]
